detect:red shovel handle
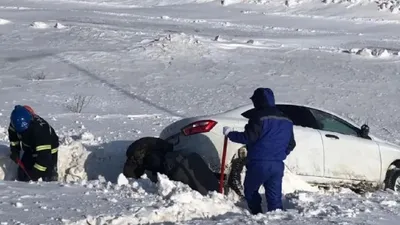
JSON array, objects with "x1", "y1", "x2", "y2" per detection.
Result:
[
  {"x1": 219, "y1": 136, "x2": 229, "y2": 194},
  {"x1": 16, "y1": 158, "x2": 32, "y2": 180}
]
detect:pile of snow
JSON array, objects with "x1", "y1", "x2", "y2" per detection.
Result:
[
  {"x1": 342, "y1": 47, "x2": 398, "y2": 58},
  {"x1": 144, "y1": 33, "x2": 201, "y2": 47},
  {"x1": 223, "y1": 0, "x2": 315, "y2": 6},
  {"x1": 139, "y1": 33, "x2": 205, "y2": 59},
  {"x1": 322, "y1": 0, "x2": 360, "y2": 4},
  {"x1": 57, "y1": 139, "x2": 90, "y2": 182},
  {"x1": 30, "y1": 21, "x2": 50, "y2": 29},
  {"x1": 0, "y1": 172, "x2": 399, "y2": 225},
  {"x1": 282, "y1": 166, "x2": 319, "y2": 194},
  {"x1": 54, "y1": 22, "x2": 66, "y2": 29},
  {"x1": 67, "y1": 173, "x2": 400, "y2": 225},
  {"x1": 30, "y1": 21, "x2": 67, "y2": 29},
  {"x1": 377, "y1": 0, "x2": 400, "y2": 13},
  {"x1": 69, "y1": 173, "x2": 246, "y2": 225},
  {"x1": 0, "y1": 145, "x2": 18, "y2": 180},
  {"x1": 224, "y1": 0, "x2": 400, "y2": 14},
  {"x1": 57, "y1": 132, "x2": 126, "y2": 183},
  {"x1": 0, "y1": 18, "x2": 11, "y2": 25}
]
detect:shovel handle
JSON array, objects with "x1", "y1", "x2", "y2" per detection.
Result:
[
  {"x1": 16, "y1": 158, "x2": 32, "y2": 180},
  {"x1": 219, "y1": 136, "x2": 229, "y2": 194}
]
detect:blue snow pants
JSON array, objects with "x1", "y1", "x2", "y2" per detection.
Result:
[{"x1": 243, "y1": 161, "x2": 284, "y2": 214}]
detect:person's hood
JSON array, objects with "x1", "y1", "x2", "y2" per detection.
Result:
[
  {"x1": 241, "y1": 88, "x2": 276, "y2": 119},
  {"x1": 250, "y1": 87, "x2": 275, "y2": 109}
]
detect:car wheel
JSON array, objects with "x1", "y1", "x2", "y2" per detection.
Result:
[{"x1": 385, "y1": 169, "x2": 400, "y2": 192}]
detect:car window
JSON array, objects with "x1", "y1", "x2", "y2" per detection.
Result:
[
  {"x1": 276, "y1": 105, "x2": 319, "y2": 129},
  {"x1": 308, "y1": 108, "x2": 359, "y2": 137}
]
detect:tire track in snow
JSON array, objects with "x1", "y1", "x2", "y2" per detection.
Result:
[{"x1": 52, "y1": 55, "x2": 184, "y2": 118}]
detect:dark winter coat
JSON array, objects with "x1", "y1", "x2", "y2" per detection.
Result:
[
  {"x1": 226, "y1": 88, "x2": 296, "y2": 214},
  {"x1": 227, "y1": 88, "x2": 296, "y2": 163},
  {"x1": 8, "y1": 114, "x2": 59, "y2": 181},
  {"x1": 123, "y1": 137, "x2": 173, "y2": 179},
  {"x1": 123, "y1": 137, "x2": 219, "y2": 196}
]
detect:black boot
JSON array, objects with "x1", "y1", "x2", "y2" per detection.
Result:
[{"x1": 249, "y1": 204, "x2": 263, "y2": 215}]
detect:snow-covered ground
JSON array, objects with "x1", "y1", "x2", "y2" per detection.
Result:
[{"x1": 1, "y1": 0, "x2": 400, "y2": 224}]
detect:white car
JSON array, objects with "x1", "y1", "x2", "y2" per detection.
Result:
[{"x1": 159, "y1": 103, "x2": 400, "y2": 192}]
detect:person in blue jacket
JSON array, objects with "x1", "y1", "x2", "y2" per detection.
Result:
[{"x1": 223, "y1": 87, "x2": 296, "y2": 214}]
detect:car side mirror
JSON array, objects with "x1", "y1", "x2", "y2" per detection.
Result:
[{"x1": 360, "y1": 124, "x2": 370, "y2": 138}]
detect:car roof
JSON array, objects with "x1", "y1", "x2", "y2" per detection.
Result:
[{"x1": 218, "y1": 102, "x2": 364, "y2": 129}]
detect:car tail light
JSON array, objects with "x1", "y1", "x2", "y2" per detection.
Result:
[{"x1": 181, "y1": 120, "x2": 217, "y2": 136}]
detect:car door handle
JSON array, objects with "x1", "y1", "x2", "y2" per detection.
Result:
[{"x1": 325, "y1": 134, "x2": 339, "y2": 139}]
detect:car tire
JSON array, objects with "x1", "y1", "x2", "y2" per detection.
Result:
[{"x1": 385, "y1": 168, "x2": 400, "y2": 192}]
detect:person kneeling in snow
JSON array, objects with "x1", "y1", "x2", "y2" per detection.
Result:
[
  {"x1": 223, "y1": 88, "x2": 296, "y2": 214},
  {"x1": 123, "y1": 137, "x2": 219, "y2": 196},
  {"x1": 8, "y1": 105, "x2": 59, "y2": 182}
]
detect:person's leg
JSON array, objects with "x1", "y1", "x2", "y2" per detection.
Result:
[
  {"x1": 243, "y1": 165, "x2": 264, "y2": 215},
  {"x1": 49, "y1": 151, "x2": 58, "y2": 181},
  {"x1": 263, "y1": 161, "x2": 284, "y2": 212}
]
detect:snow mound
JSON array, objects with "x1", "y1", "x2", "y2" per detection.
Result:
[
  {"x1": 282, "y1": 165, "x2": 319, "y2": 194},
  {"x1": 57, "y1": 133, "x2": 126, "y2": 183},
  {"x1": 225, "y1": 0, "x2": 313, "y2": 6},
  {"x1": 322, "y1": 0, "x2": 360, "y2": 4},
  {"x1": 142, "y1": 33, "x2": 201, "y2": 46},
  {"x1": 0, "y1": 145, "x2": 18, "y2": 180},
  {"x1": 139, "y1": 33, "x2": 206, "y2": 59},
  {"x1": 0, "y1": 19, "x2": 11, "y2": 25},
  {"x1": 54, "y1": 22, "x2": 66, "y2": 29},
  {"x1": 57, "y1": 139, "x2": 90, "y2": 182},
  {"x1": 342, "y1": 47, "x2": 398, "y2": 58},
  {"x1": 30, "y1": 21, "x2": 50, "y2": 29},
  {"x1": 377, "y1": 0, "x2": 400, "y2": 13},
  {"x1": 70, "y1": 173, "x2": 245, "y2": 225}
]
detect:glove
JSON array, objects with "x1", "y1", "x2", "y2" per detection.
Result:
[{"x1": 223, "y1": 126, "x2": 233, "y2": 136}]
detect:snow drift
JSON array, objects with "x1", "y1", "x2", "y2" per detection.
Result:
[
  {"x1": 67, "y1": 173, "x2": 400, "y2": 225},
  {"x1": 0, "y1": 131, "x2": 317, "y2": 196},
  {"x1": 68, "y1": 173, "x2": 246, "y2": 225}
]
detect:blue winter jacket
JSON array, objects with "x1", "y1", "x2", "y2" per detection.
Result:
[{"x1": 227, "y1": 88, "x2": 296, "y2": 163}]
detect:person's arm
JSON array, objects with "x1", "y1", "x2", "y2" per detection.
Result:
[
  {"x1": 227, "y1": 118, "x2": 262, "y2": 145},
  {"x1": 8, "y1": 124, "x2": 21, "y2": 161},
  {"x1": 286, "y1": 130, "x2": 296, "y2": 155}
]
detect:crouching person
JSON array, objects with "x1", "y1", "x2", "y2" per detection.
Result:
[
  {"x1": 8, "y1": 105, "x2": 59, "y2": 182},
  {"x1": 123, "y1": 137, "x2": 219, "y2": 196}
]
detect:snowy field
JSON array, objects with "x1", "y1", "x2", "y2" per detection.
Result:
[{"x1": 1, "y1": 0, "x2": 400, "y2": 224}]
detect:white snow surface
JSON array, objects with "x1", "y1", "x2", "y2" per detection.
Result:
[{"x1": 1, "y1": 0, "x2": 400, "y2": 224}]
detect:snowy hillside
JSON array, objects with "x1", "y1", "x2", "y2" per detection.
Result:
[{"x1": 1, "y1": 0, "x2": 400, "y2": 224}]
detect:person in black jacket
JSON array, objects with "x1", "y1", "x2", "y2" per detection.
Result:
[
  {"x1": 123, "y1": 137, "x2": 219, "y2": 196},
  {"x1": 8, "y1": 105, "x2": 59, "y2": 182}
]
